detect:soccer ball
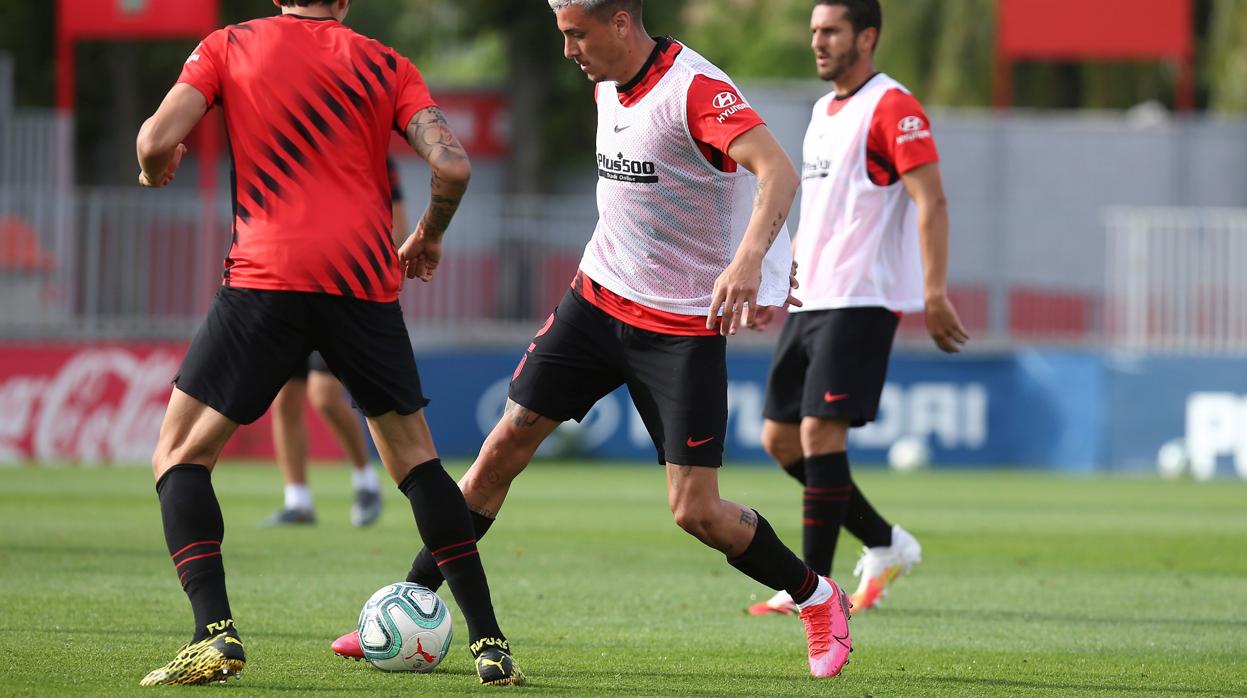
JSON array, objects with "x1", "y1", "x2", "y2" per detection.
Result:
[
  {"x1": 888, "y1": 436, "x2": 931, "y2": 472},
  {"x1": 1156, "y1": 438, "x2": 1189, "y2": 480},
  {"x1": 358, "y1": 582, "x2": 453, "y2": 672}
]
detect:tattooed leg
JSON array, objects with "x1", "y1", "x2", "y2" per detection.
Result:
[
  {"x1": 665, "y1": 464, "x2": 761, "y2": 556},
  {"x1": 458, "y1": 400, "x2": 561, "y2": 516}
]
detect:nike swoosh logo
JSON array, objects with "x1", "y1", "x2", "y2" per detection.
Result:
[
  {"x1": 824, "y1": 392, "x2": 850, "y2": 403},
  {"x1": 614, "y1": 124, "x2": 631, "y2": 133},
  {"x1": 687, "y1": 436, "x2": 714, "y2": 448}
]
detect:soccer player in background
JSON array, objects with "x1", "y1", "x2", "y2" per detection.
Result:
[
  {"x1": 134, "y1": 0, "x2": 522, "y2": 686},
  {"x1": 334, "y1": 0, "x2": 854, "y2": 678},
  {"x1": 746, "y1": 0, "x2": 969, "y2": 616},
  {"x1": 262, "y1": 158, "x2": 406, "y2": 528}
]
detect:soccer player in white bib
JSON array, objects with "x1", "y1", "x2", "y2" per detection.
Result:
[
  {"x1": 747, "y1": 0, "x2": 969, "y2": 617},
  {"x1": 332, "y1": 0, "x2": 854, "y2": 678}
]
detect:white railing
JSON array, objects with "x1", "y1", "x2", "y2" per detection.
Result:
[{"x1": 1106, "y1": 207, "x2": 1247, "y2": 355}]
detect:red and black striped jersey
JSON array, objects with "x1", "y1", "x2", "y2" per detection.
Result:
[{"x1": 177, "y1": 14, "x2": 434, "y2": 302}]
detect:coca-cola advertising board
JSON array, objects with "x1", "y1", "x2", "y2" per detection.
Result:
[{"x1": 0, "y1": 343, "x2": 341, "y2": 465}]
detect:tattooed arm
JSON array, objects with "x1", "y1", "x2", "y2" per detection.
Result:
[
  {"x1": 705, "y1": 124, "x2": 799, "y2": 336},
  {"x1": 136, "y1": 84, "x2": 207, "y2": 188},
  {"x1": 397, "y1": 106, "x2": 471, "y2": 281}
]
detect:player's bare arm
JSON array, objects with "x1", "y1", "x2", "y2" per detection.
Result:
[
  {"x1": 901, "y1": 161, "x2": 969, "y2": 353},
  {"x1": 705, "y1": 125, "x2": 800, "y2": 336},
  {"x1": 135, "y1": 83, "x2": 207, "y2": 188},
  {"x1": 398, "y1": 106, "x2": 471, "y2": 282}
]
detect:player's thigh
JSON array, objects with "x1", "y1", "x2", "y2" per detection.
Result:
[
  {"x1": 802, "y1": 307, "x2": 900, "y2": 427},
  {"x1": 624, "y1": 330, "x2": 727, "y2": 467},
  {"x1": 762, "y1": 311, "x2": 810, "y2": 425},
  {"x1": 153, "y1": 388, "x2": 240, "y2": 477},
  {"x1": 508, "y1": 289, "x2": 626, "y2": 424},
  {"x1": 174, "y1": 286, "x2": 315, "y2": 426}
]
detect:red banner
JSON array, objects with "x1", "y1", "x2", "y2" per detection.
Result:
[
  {"x1": 0, "y1": 343, "x2": 342, "y2": 465},
  {"x1": 998, "y1": 0, "x2": 1192, "y2": 60},
  {"x1": 57, "y1": 0, "x2": 219, "y2": 40}
]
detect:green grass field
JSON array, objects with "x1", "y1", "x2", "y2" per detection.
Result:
[{"x1": 1, "y1": 462, "x2": 1246, "y2": 696}]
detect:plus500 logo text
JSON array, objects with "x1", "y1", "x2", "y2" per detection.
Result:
[{"x1": 597, "y1": 152, "x2": 659, "y2": 183}]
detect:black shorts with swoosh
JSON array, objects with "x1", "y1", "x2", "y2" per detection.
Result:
[
  {"x1": 509, "y1": 288, "x2": 727, "y2": 467},
  {"x1": 763, "y1": 307, "x2": 900, "y2": 427}
]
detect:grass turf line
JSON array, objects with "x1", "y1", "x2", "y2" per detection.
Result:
[{"x1": 0, "y1": 463, "x2": 1245, "y2": 696}]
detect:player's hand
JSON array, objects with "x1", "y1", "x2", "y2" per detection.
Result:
[
  {"x1": 925, "y1": 293, "x2": 969, "y2": 353},
  {"x1": 138, "y1": 143, "x2": 186, "y2": 188},
  {"x1": 747, "y1": 261, "x2": 802, "y2": 331},
  {"x1": 398, "y1": 221, "x2": 442, "y2": 282},
  {"x1": 707, "y1": 256, "x2": 762, "y2": 336}
]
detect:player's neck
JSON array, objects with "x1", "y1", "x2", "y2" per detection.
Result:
[
  {"x1": 614, "y1": 34, "x2": 658, "y2": 85},
  {"x1": 281, "y1": 7, "x2": 337, "y2": 20},
  {"x1": 831, "y1": 61, "x2": 877, "y2": 98}
]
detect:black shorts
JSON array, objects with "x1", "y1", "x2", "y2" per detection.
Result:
[
  {"x1": 763, "y1": 307, "x2": 899, "y2": 427},
  {"x1": 175, "y1": 287, "x2": 429, "y2": 425},
  {"x1": 288, "y1": 351, "x2": 332, "y2": 380},
  {"x1": 509, "y1": 288, "x2": 727, "y2": 467}
]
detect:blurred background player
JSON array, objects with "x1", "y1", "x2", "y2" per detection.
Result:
[
  {"x1": 747, "y1": 0, "x2": 969, "y2": 616},
  {"x1": 134, "y1": 0, "x2": 522, "y2": 686},
  {"x1": 334, "y1": 0, "x2": 855, "y2": 679},
  {"x1": 262, "y1": 157, "x2": 407, "y2": 528}
]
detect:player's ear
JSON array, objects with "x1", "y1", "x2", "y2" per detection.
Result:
[
  {"x1": 614, "y1": 10, "x2": 629, "y2": 38},
  {"x1": 859, "y1": 27, "x2": 878, "y2": 54}
]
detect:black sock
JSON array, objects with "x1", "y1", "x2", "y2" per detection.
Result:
[
  {"x1": 780, "y1": 458, "x2": 807, "y2": 486},
  {"x1": 156, "y1": 464, "x2": 234, "y2": 643},
  {"x1": 803, "y1": 452, "x2": 852, "y2": 577},
  {"x1": 727, "y1": 511, "x2": 821, "y2": 605},
  {"x1": 406, "y1": 511, "x2": 496, "y2": 590},
  {"x1": 843, "y1": 482, "x2": 893, "y2": 548},
  {"x1": 399, "y1": 460, "x2": 503, "y2": 643}
]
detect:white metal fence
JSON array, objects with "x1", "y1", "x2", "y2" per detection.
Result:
[
  {"x1": 1106, "y1": 207, "x2": 1247, "y2": 354},
  {"x1": 2, "y1": 83, "x2": 1247, "y2": 353}
]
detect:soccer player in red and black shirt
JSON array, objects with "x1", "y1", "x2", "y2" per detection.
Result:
[{"x1": 134, "y1": 0, "x2": 522, "y2": 686}]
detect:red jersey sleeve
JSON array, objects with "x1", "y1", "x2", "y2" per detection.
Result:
[
  {"x1": 392, "y1": 54, "x2": 438, "y2": 133},
  {"x1": 176, "y1": 30, "x2": 227, "y2": 106},
  {"x1": 686, "y1": 75, "x2": 764, "y2": 158},
  {"x1": 868, "y1": 88, "x2": 939, "y2": 177}
]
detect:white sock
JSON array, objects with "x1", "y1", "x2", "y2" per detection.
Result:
[
  {"x1": 351, "y1": 462, "x2": 380, "y2": 493},
  {"x1": 798, "y1": 577, "x2": 834, "y2": 610},
  {"x1": 284, "y1": 484, "x2": 313, "y2": 512}
]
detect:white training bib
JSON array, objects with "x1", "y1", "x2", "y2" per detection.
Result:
[
  {"x1": 578, "y1": 45, "x2": 792, "y2": 316},
  {"x1": 792, "y1": 73, "x2": 925, "y2": 314}
]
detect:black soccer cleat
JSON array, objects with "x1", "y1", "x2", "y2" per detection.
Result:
[{"x1": 470, "y1": 637, "x2": 525, "y2": 686}]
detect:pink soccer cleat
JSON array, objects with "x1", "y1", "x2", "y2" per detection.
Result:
[
  {"x1": 331, "y1": 630, "x2": 364, "y2": 660},
  {"x1": 799, "y1": 577, "x2": 852, "y2": 677},
  {"x1": 747, "y1": 589, "x2": 798, "y2": 616}
]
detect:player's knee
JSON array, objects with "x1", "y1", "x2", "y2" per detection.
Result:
[
  {"x1": 671, "y1": 501, "x2": 715, "y2": 540},
  {"x1": 488, "y1": 421, "x2": 546, "y2": 457},
  {"x1": 800, "y1": 417, "x2": 848, "y2": 454}
]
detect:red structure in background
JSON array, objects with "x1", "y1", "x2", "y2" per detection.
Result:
[
  {"x1": 995, "y1": 0, "x2": 1195, "y2": 111},
  {"x1": 56, "y1": 0, "x2": 223, "y2": 311}
]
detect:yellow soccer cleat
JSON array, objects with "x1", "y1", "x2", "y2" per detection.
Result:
[
  {"x1": 470, "y1": 637, "x2": 525, "y2": 686},
  {"x1": 140, "y1": 631, "x2": 245, "y2": 686}
]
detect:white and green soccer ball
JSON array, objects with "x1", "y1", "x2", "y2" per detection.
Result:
[
  {"x1": 888, "y1": 436, "x2": 931, "y2": 473},
  {"x1": 358, "y1": 582, "x2": 453, "y2": 672}
]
